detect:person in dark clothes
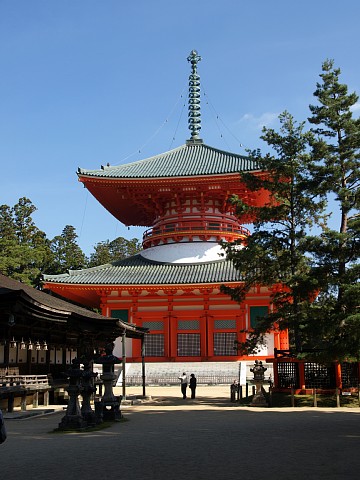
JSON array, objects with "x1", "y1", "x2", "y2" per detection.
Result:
[
  {"x1": 189, "y1": 373, "x2": 197, "y2": 399},
  {"x1": 230, "y1": 380, "x2": 238, "y2": 402},
  {"x1": 178, "y1": 372, "x2": 188, "y2": 399}
]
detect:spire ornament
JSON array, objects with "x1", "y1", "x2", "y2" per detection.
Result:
[{"x1": 187, "y1": 50, "x2": 202, "y2": 143}]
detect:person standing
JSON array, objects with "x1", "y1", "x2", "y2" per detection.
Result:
[
  {"x1": 230, "y1": 380, "x2": 238, "y2": 402},
  {"x1": 189, "y1": 373, "x2": 197, "y2": 399},
  {"x1": 178, "y1": 372, "x2": 188, "y2": 399}
]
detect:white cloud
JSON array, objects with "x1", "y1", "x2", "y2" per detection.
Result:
[
  {"x1": 237, "y1": 112, "x2": 279, "y2": 130},
  {"x1": 350, "y1": 102, "x2": 360, "y2": 112}
]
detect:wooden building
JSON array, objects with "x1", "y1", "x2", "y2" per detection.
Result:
[{"x1": 0, "y1": 273, "x2": 147, "y2": 378}]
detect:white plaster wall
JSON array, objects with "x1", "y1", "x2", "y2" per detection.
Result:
[
  {"x1": 113, "y1": 335, "x2": 132, "y2": 358},
  {"x1": 140, "y1": 242, "x2": 227, "y2": 264},
  {"x1": 248, "y1": 333, "x2": 275, "y2": 357}
]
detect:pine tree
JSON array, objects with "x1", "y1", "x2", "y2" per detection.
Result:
[
  {"x1": 0, "y1": 204, "x2": 19, "y2": 276},
  {"x1": 88, "y1": 237, "x2": 141, "y2": 267},
  {"x1": 0, "y1": 198, "x2": 52, "y2": 286},
  {"x1": 49, "y1": 225, "x2": 87, "y2": 274},
  {"x1": 222, "y1": 112, "x2": 325, "y2": 354},
  {"x1": 306, "y1": 60, "x2": 360, "y2": 360}
]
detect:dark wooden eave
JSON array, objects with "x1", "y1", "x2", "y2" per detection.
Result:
[{"x1": 0, "y1": 274, "x2": 148, "y2": 340}]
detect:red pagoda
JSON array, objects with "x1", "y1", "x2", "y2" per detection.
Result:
[{"x1": 44, "y1": 51, "x2": 288, "y2": 374}]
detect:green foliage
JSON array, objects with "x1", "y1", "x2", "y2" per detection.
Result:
[
  {"x1": 0, "y1": 198, "x2": 52, "y2": 287},
  {"x1": 305, "y1": 59, "x2": 360, "y2": 360},
  {"x1": 308, "y1": 59, "x2": 359, "y2": 227},
  {"x1": 88, "y1": 237, "x2": 141, "y2": 267},
  {"x1": 48, "y1": 225, "x2": 87, "y2": 274},
  {"x1": 222, "y1": 112, "x2": 324, "y2": 353},
  {"x1": 0, "y1": 199, "x2": 141, "y2": 286}
]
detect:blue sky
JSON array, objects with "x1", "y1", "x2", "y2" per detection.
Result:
[{"x1": 1, "y1": 0, "x2": 359, "y2": 256}]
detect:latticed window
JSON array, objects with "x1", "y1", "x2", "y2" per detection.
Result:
[
  {"x1": 142, "y1": 321, "x2": 164, "y2": 331},
  {"x1": 341, "y1": 362, "x2": 359, "y2": 388},
  {"x1": 304, "y1": 363, "x2": 336, "y2": 389},
  {"x1": 144, "y1": 334, "x2": 164, "y2": 357},
  {"x1": 214, "y1": 320, "x2": 236, "y2": 329},
  {"x1": 177, "y1": 333, "x2": 200, "y2": 356},
  {"x1": 213, "y1": 332, "x2": 237, "y2": 356},
  {"x1": 178, "y1": 320, "x2": 200, "y2": 330},
  {"x1": 277, "y1": 362, "x2": 299, "y2": 388}
]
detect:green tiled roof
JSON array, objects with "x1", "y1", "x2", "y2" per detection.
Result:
[
  {"x1": 78, "y1": 142, "x2": 259, "y2": 179},
  {"x1": 43, "y1": 254, "x2": 243, "y2": 286}
]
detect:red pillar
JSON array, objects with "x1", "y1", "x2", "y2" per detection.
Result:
[
  {"x1": 335, "y1": 362, "x2": 342, "y2": 389},
  {"x1": 273, "y1": 360, "x2": 279, "y2": 388}
]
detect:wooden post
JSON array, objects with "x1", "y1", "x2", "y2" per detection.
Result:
[
  {"x1": 122, "y1": 333, "x2": 126, "y2": 400},
  {"x1": 21, "y1": 394, "x2": 27, "y2": 411},
  {"x1": 141, "y1": 338, "x2": 146, "y2": 397},
  {"x1": 8, "y1": 393, "x2": 14, "y2": 413},
  {"x1": 336, "y1": 387, "x2": 340, "y2": 408},
  {"x1": 291, "y1": 387, "x2": 295, "y2": 407},
  {"x1": 313, "y1": 388, "x2": 317, "y2": 407},
  {"x1": 33, "y1": 391, "x2": 39, "y2": 408},
  {"x1": 44, "y1": 390, "x2": 49, "y2": 406},
  {"x1": 273, "y1": 360, "x2": 279, "y2": 388}
]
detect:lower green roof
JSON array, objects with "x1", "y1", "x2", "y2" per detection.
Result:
[{"x1": 43, "y1": 254, "x2": 243, "y2": 286}]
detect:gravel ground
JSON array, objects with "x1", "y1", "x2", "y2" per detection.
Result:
[{"x1": 1, "y1": 385, "x2": 359, "y2": 480}]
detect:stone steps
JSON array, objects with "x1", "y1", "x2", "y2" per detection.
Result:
[{"x1": 115, "y1": 361, "x2": 273, "y2": 386}]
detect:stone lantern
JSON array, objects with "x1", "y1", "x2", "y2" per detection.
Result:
[
  {"x1": 80, "y1": 360, "x2": 97, "y2": 426},
  {"x1": 96, "y1": 342, "x2": 122, "y2": 421},
  {"x1": 58, "y1": 358, "x2": 87, "y2": 430},
  {"x1": 249, "y1": 360, "x2": 269, "y2": 407}
]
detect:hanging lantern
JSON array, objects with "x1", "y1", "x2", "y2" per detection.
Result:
[
  {"x1": 43, "y1": 341, "x2": 48, "y2": 351},
  {"x1": 28, "y1": 340, "x2": 34, "y2": 350},
  {"x1": 35, "y1": 341, "x2": 41, "y2": 351},
  {"x1": 9, "y1": 337, "x2": 17, "y2": 348},
  {"x1": 20, "y1": 338, "x2": 27, "y2": 350}
]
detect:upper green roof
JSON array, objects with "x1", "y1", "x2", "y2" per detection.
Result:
[
  {"x1": 78, "y1": 142, "x2": 259, "y2": 180},
  {"x1": 43, "y1": 254, "x2": 243, "y2": 286}
]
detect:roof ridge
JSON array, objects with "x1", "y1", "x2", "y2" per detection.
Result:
[
  {"x1": 43, "y1": 262, "x2": 113, "y2": 280},
  {"x1": 199, "y1": 142, "x2": 248, "y2": 159},
  {"x1": 78, "y1": 142, "x2": 255, "y2": 177},
  {"x1": 78, "y1": 143, "x2": 189, "y2": 174}
]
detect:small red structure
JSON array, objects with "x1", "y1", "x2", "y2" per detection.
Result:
[{"x1": 267, "y1": 349, "x2": 360, "y2": 394}]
